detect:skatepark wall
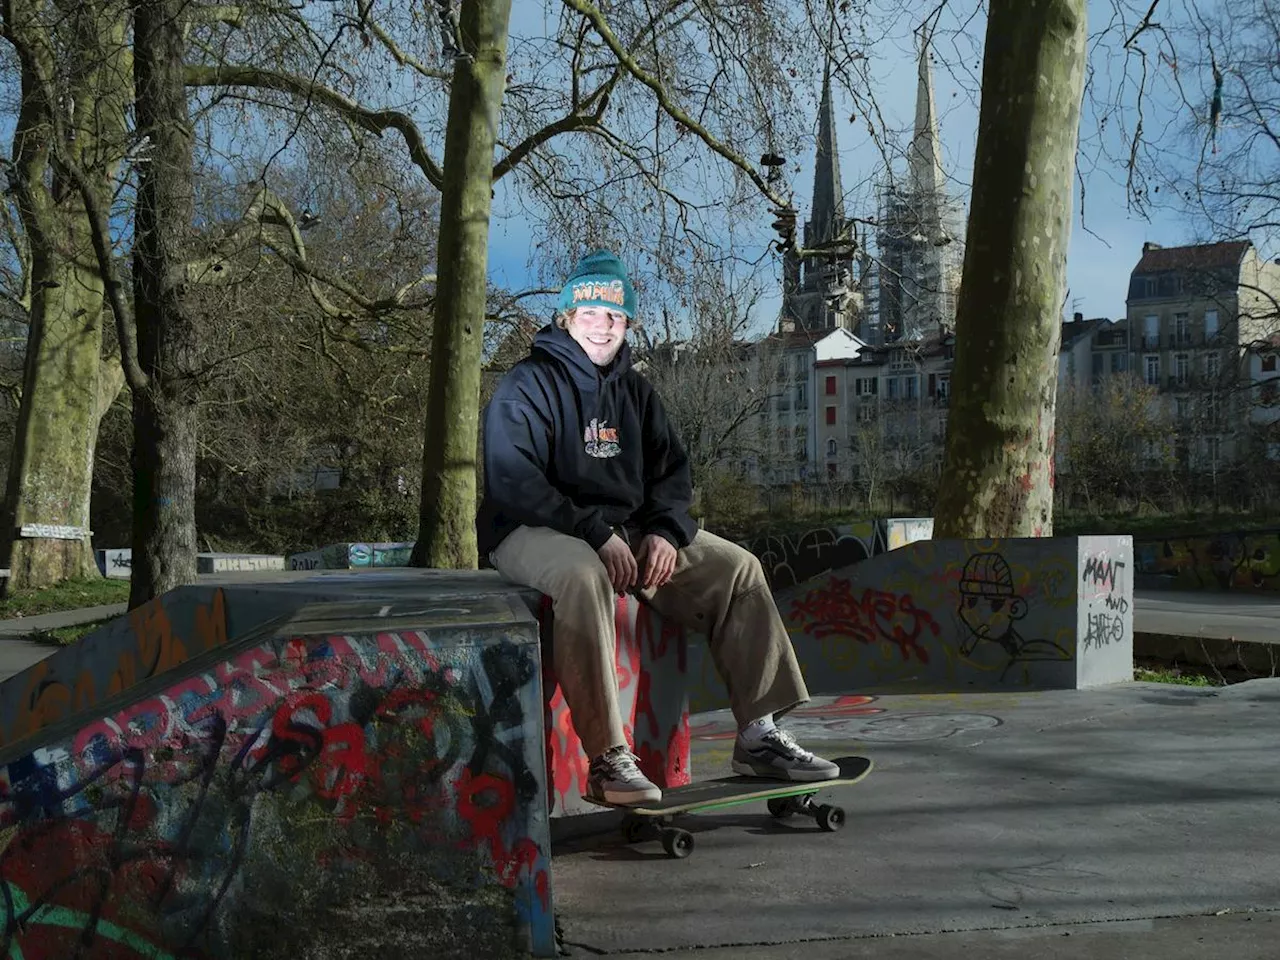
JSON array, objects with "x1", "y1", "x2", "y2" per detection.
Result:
[
  {"x1": 687, "y1": 535, "x2": 1133, "y2": 708},
  {"x1": 739, "y1": 518, "x2": 934, "y2": 590},
  {"x1": 1134, "y1": 529, "x2": 1280, "y2": 593},
  {"x1": 0, "y1": 596, "x2": 555, "y2": 959}
]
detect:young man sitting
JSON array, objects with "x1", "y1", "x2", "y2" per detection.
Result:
[{"x1": 478, "y1": 249, "x2": 838, "y2": 805}]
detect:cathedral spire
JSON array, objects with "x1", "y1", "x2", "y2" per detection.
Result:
[
  {"x1": 809, "y1": 59, "x2": 845, "y2": 246},
  {"x1": 908, "y1": 29, "x2": 946, "y2": 204}
]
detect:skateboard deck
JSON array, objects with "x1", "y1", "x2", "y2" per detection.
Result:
[{"x1": 583, "y1": 756, "x2": 872, "y2": 858}]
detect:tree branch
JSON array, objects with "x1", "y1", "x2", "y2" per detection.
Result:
[
  {"x1": 558, "y1": 0, "x2": 860, "y2": 260},
  {"x1": 184, "y1": 64, "x2": 445, "y2": 189}
]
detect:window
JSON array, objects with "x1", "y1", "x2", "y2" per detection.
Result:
[
  {"x1": 826, "y1": 462, "x2": 837, "y2": 479},
  {"x1": 1111, "y1": 352, "x2": 1129, "y2": 374},
  {"x1": 1091, "y1": 353, "x2": 1104, "y2": 381},
  {"x1": 856, "y1": 405, "x2": 876, "y2": 423},
  {"x1": 1143, "y1": 315, "x2": 1159, "y2": 350},
  {"x1": 855, "y1": 377, "x2": 878, "y2": 396},
  {"x1": 936, "y1": 377, "x2": 950, "y2": 401},
  {"x1": 795, "y1": 381, "x2": 808, "y2": 410},
  {"x1": 1144, "y1": 278, "x2": 1157, "y2": 297},
  {"x1": 825, "y1": 375, "x2": 837, "y2": 395},
  {"x1": 1204, "y1": 309, "x2": 1219, "y2": 340},
  {"x1": 826, "y1": 438, "x2": 838, "y2": 457},
  {"x1": 1173, "y1": 313, "x2": 1189, "y2": 346},
  {"x1": 1175, "y1": 397, "x2": 1189, "y2": 419},
  {"x1": 1263, "y1": 381, "x2": 1279, "y2": 405},
  {"x1": 1264, "y1": 353, "x2": 1278, "y2": 373},
  {"x1": 904, "y1": 375, "x2": 918, "y2": 400},
  {"x1": 1206, "y1": 436, "x2": 1221, "y2": 464},
  {"x1": 1205, "y1": 394, "x2": 1219, "y2": 423},
  {"x1": 1175, "y1": 353, "x2": 1190, "y2": 385},
  {"x1": 1144, "y1": 355, "x2": 1160, "y2": 386},
  {"x1": 826, "y1": 405, "x2": 837, "y2": 425},
  {"x1": 1205, "y1": 352, "x2": 1221, "y2": 380},
  {"x1": 887, "y1": 377, "x2": 900, "y2": 400}
]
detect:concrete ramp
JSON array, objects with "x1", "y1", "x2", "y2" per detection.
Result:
[
  {"x1": 0, "y1": 577, "x2": 554, "y2": 958},
  {"x1": 689, "y1": 535, "x2": 1133, "y2": 709}
]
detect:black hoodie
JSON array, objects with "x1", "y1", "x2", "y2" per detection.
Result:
[{"x1": 477, "y1": 323, "x2": 698, "y2": 558}]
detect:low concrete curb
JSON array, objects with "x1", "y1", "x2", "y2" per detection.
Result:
[{"x1": 1135, "y1": 631, "x2": 1280, "y2": 678}]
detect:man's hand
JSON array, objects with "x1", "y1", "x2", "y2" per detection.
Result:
[
  {"x1": 597, "y1": 534, "x2": 638, "y2": 593},
  {"x1": 636, "y1": 534, "x2": 678, "y2": 590}
]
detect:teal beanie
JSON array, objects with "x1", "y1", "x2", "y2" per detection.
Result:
[{"x1": 557, "y1": 249, "x2": 637, "y2": 319}]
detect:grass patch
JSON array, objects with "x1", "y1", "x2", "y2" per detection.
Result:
[
  {"x1": 1134, "y1": 664, "x2": 1220, "y2": 687},
  {"x1": 0, "y1": 577, "x2": 130, "y2": 620},
  {"x1": 27, "y1": 618, "x2": 115, "y2": 647}
]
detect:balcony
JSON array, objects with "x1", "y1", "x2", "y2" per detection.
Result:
[{"x1": 1139, "y1": 335, "x2": 1160, "y2": 350}]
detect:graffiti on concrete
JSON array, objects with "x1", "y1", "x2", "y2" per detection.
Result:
[
  {"x1": 789, "y1": 579, "x2": 941, "y2": 664},
  {"x1": 2, "y1": 589, "x2": 231, "y2": 748},
  {"x1": 957, "y1": 552, "x2": 1072, "y2": 680},
  {"x1": 541, "y1": 594, "x2": 691, "y2": 817},
  {"x1": 1135, "y1": 530, "x2": 1280, "y2": 592},
  {"x1": 1080, "y1": 550, "x2": 1129, "y2": 651},
  {"x1": 0, "y1": 627, "x2": 551, "y2": 958},
  {"x1": 740, "y1": 519, "x2": 933, "y2": 590}
]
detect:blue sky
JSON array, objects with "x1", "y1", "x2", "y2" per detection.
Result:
[{"x1": 486, "y1": 0, "x2": 1228, "y2": 334}]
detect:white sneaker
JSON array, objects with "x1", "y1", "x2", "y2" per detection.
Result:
[
  {"x1": 587, "y1": 746, "x2": 662, "y2": 805},
  {"x1": 732, "y1": 728, "x2": 840, "y2": 782}
]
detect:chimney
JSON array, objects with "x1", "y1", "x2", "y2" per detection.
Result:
[
  {"x1": 1143, "y1": 241, "x2": 1162, "y2": 252},
  {"x1": 1073, "y1": 312, "x2": 1083, "y2": 323}
]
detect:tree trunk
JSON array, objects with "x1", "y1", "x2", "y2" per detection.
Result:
[
  {"x1": 412, "y1": 0, "x2": 514, "y2": 569},
  {"x1": 933, "y1": 0, "x2": 1086, "y2": 539},
  {"x1": 0, "y1": 0, "x2": 130, "y2": 591},
  {"x1": 129, "y1": 0, "x2": 198, "y2": 607}
]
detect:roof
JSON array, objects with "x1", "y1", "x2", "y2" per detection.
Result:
[
  {"x1": 1133, "y1": 240, "x2": 1251, "y2": 275},
  {"x1": 1060, "y1": 317, "x2": 1101, "y2": 352}
]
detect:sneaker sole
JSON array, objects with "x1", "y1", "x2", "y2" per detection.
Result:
[
  {"x1": 732, "y1": 760, "x2": 840, "y2": 782},
  {"x1": 590, "y1": 785, "x2": 663, "y2": 805}
]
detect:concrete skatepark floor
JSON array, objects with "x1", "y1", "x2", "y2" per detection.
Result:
[{"x1": 551, "y1": 683, "x2": 1280, "y2": 958}]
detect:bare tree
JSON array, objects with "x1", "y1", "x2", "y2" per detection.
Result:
[
  {"x1": 1055, "y1": 373, "x2": 1171, "y2": 513},
  {"x1": 0, "y1": 0, "x2": 131, "y2": 589},
  {"x1": 633, "y1": 267, "x2": 783, "y2": 495}
]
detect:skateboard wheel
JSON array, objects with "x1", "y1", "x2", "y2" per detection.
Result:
[
  {"x1": 621, "y1": 815, "x2": 646, "y2": 844},
  {"x1": 767, "y1": 797, "x2": 794, "y2": 819},
  {"x1": 661, "y1": 827, "x2": 694, "y2": 859},
  {"x1": 817, "y1": 804, "x2": 845, "y2": 832}
]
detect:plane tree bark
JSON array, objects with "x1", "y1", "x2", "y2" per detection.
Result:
[
  {"x1": 0, "y1": 0, "x2": 131, "y2": 590},
  {"x1": 933, "y1": 0, "x2": 1087, "y2": 538}
]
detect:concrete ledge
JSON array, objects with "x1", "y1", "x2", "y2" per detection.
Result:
[
  {"x1": 688, "y1": 535, "x2": 1134, "y2": 707},
  {"x1": 1135, "y1": 631, "x2": 1280, "y2": 678},
  {"x1": 0, "y1": 591, "x2": 556, "y2": 958}
]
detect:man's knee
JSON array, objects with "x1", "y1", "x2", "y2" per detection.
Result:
[
  {"x1": 545, "y1": 553, "x2": 615, "y2": 606},
  {"x1": 694, "y1": 532, "x2": 767, "y2": 587}
]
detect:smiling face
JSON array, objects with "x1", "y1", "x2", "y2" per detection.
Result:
[{"x1": 564, "y1": 306, "x2": 629, "y2": 366}]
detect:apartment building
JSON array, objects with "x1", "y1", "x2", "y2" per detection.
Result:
[
  {"x1": 813, "y1": 329, "x2": 953, "y2": 481},
  {"x1": 1125, "y1": 240, "x2": 1280, "y2": 466}
]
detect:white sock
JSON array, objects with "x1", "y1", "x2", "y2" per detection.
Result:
[{"x1": 738, "y1": 715, "x2": 776, "y2": 742}]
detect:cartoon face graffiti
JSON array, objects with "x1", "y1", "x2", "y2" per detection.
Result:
[{"x1": 957, "y1": 553, "x2": 1027, "y2": 656}]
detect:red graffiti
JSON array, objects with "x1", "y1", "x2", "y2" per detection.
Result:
[{"x1": 790, "y1": 578, "x2": 939, "y2": 663}]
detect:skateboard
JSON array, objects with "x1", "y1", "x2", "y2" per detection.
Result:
[{"x1": 582, "y1": 756, "x2": 872, "y2": 859}]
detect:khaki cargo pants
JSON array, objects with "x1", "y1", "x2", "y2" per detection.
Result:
[{"x1": 491, "y1": 525, "x2": 809, "y2": 759}]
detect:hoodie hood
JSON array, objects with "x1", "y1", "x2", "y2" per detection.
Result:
[{"x1": 532, "y1": 322, "x2": 632, "y2": 389}]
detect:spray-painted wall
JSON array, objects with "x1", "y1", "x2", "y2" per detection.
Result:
[
  {"x1": 287, "y1": 542, "x2": 416, "y2": 571},
  {"x1": 541, "y1": 595, "x2": 690, "y2": 817},
  {"x1": 0, "y1": 597, "x2": 554, "y2": 959},
  {"x1": 688, "y1": 535, "x2": 1132, "y2": 708},
  {"x1": 1135, "y1": 529, "x2": 1280, "y2": 592},
  {"x1": 739, "y1": 518, "x2": 934, "y2": 590}
]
